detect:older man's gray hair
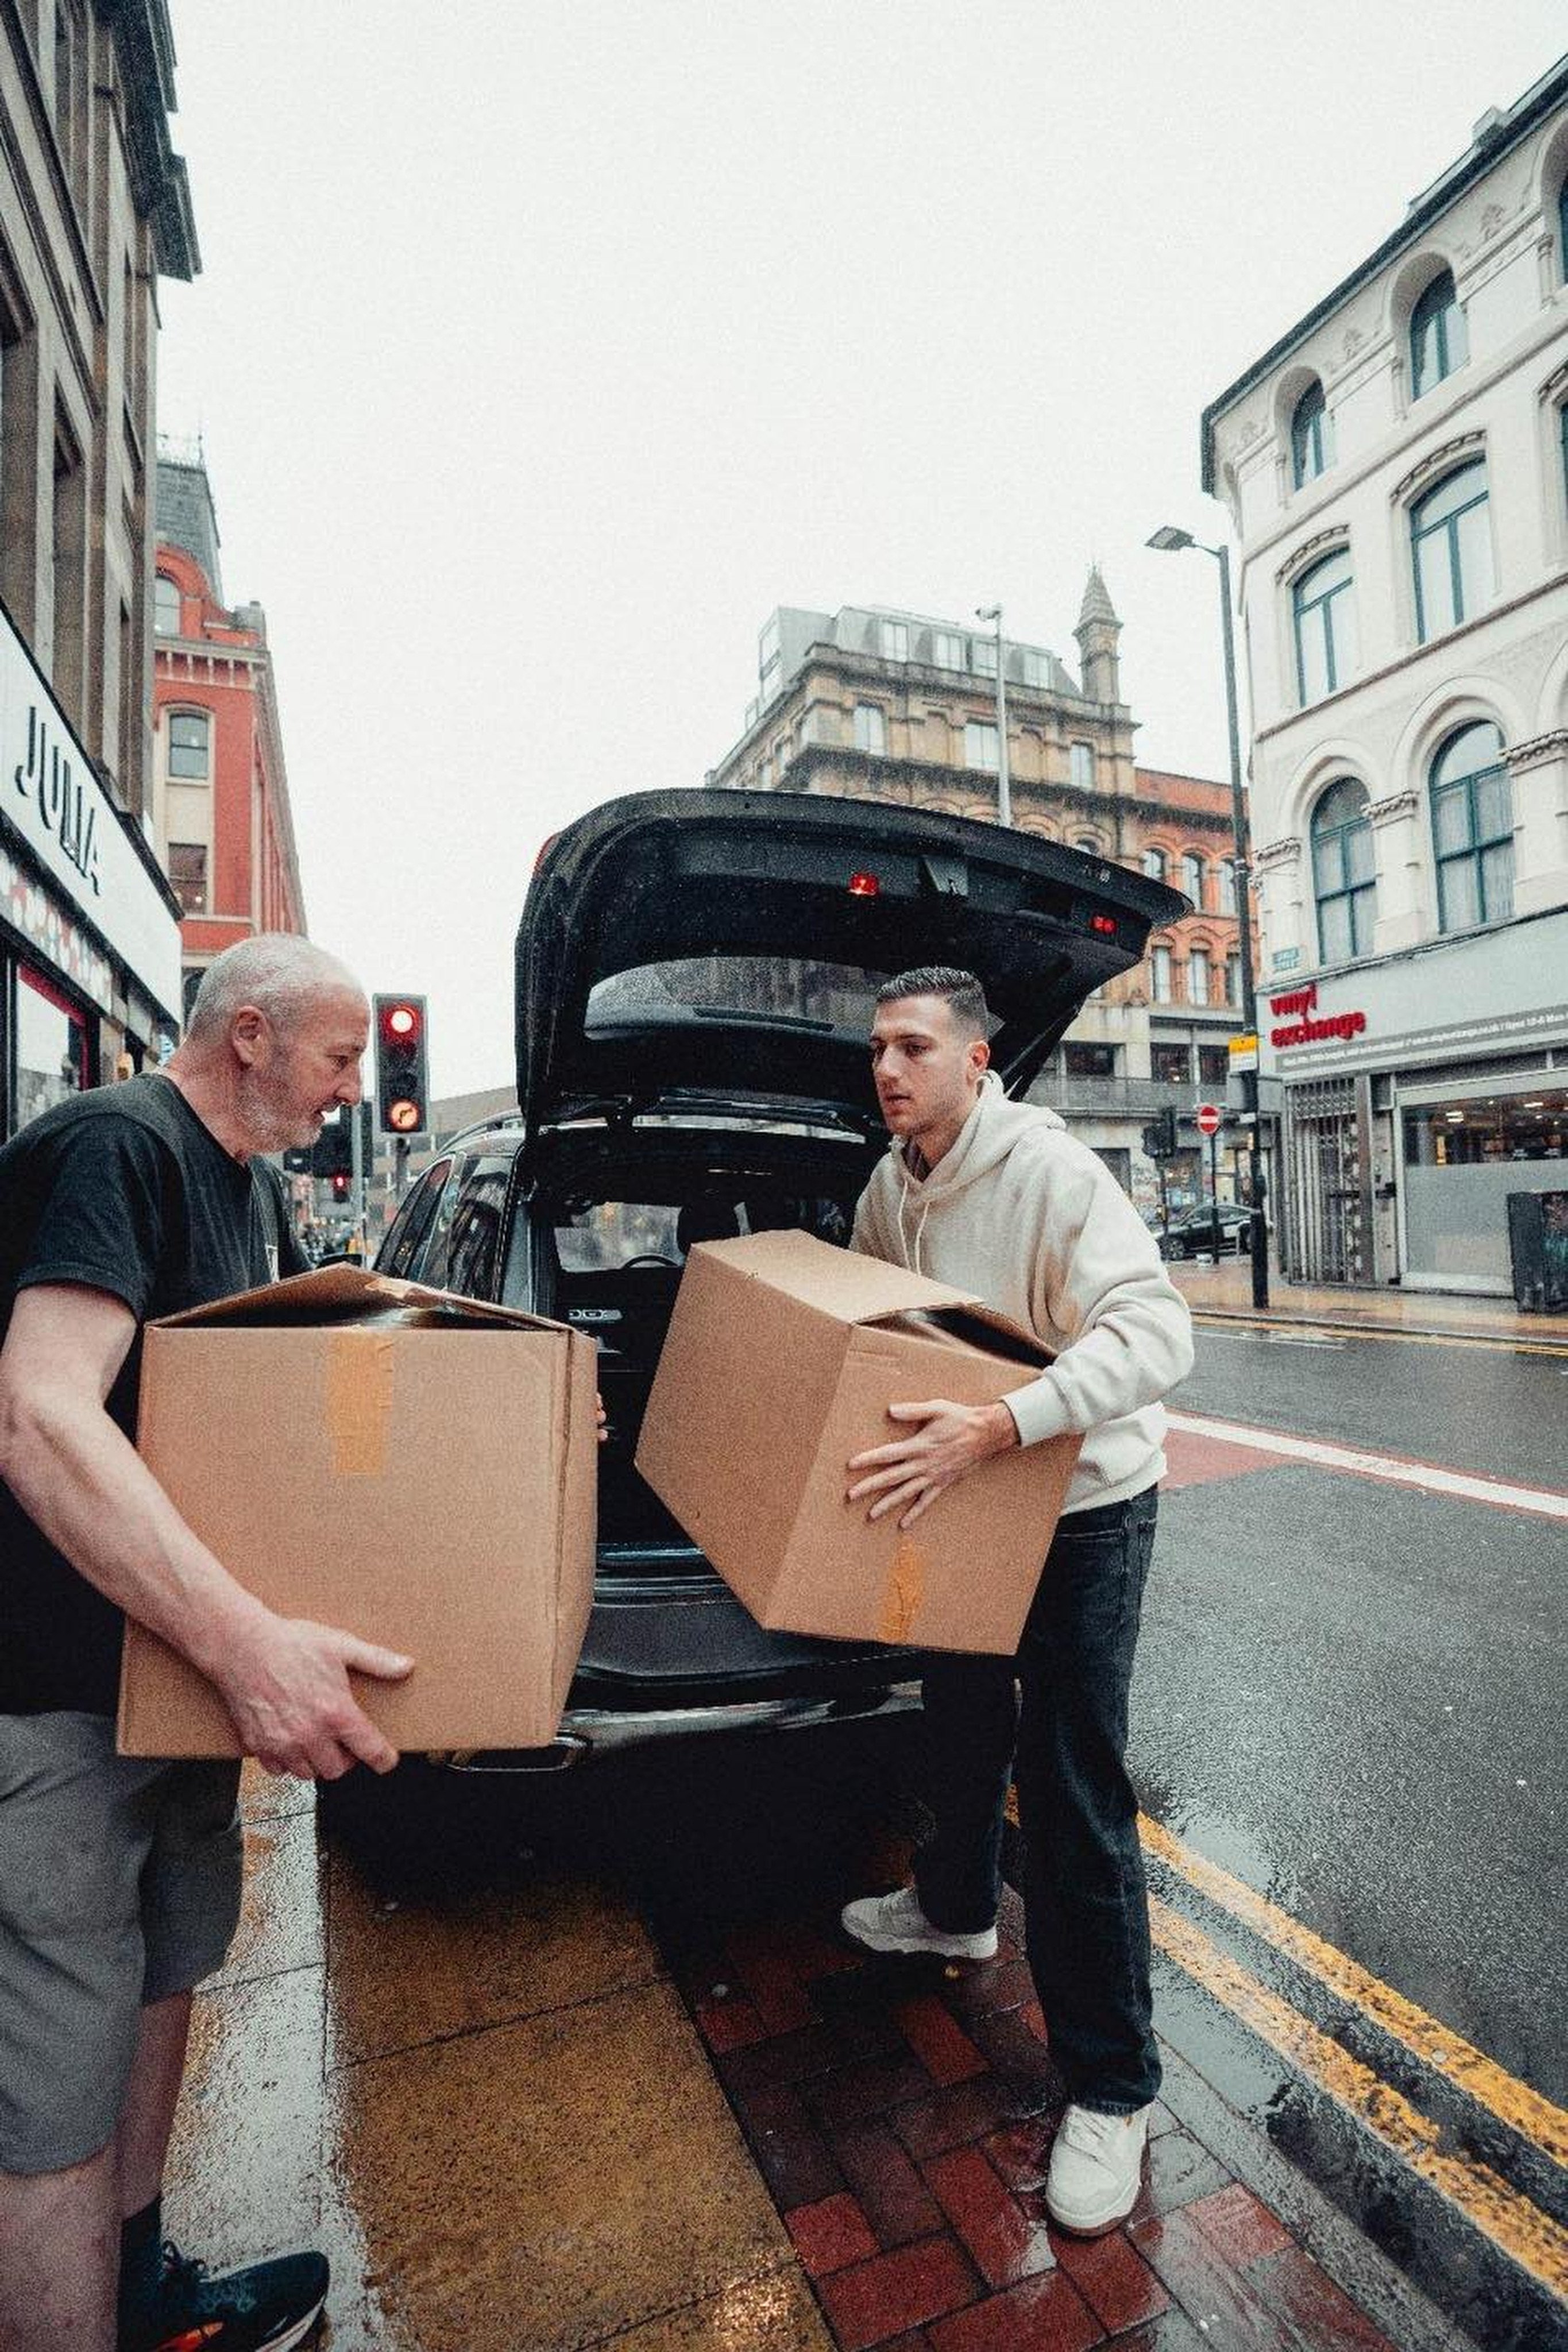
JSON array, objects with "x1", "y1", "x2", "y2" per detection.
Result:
[{"x1": 184, "y1": 935, "x2": 363, "y2": 1042}]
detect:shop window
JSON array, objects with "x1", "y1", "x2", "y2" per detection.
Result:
[
  {"x1": 153, "y1": 573, "x2": 181, "y2": 635},
  {"x1": 852, "y1": 702, "x2": 886, "y2": 755},
  {"x1": 1311, "y1": 778, "x2": 1377, "y2": 963},
  {"x1": 1410, "y1": 271, "x2": 1466, "y2": 399},
  {"x1": 16, "y1": 967, "x2": 87, "y2": 1131},
  {"x1": 1152, "y1": 1043, "x2": 1190, "y2": 1085},
  {"x1": 1063, "y1": 1041, "x2": 1115, "y2": 1079},
  {"x1": 167, "y1": 710, "x2": 211, "y2": 779},
  {"x1": 1430, "y1": 721, "x2": 1513, "y2": 932},
  {"x1": 1412, "y1": 459, "x2": 1491, "y2": 642},
  {"x1": 1187, "y1": 949, "x2": 1211, "y2": 1006},
  {"x1": 169, "y1": 841, "x2": 208, "y2": 916},
  {"x1": 1400, "y1": 1088, "x2": 1566, "y2": 1292},
  {"x1": 1292, "y1": 546, "x2": 1357, "y2": 702},
  {"x1": 1150, "y1": 944, "x2": 1173, "y2": 1003},
  {"x1": 1181, "y1": 852, "x2": 1206, "y2": 906},
  {"x1": 964, "y1": 720, "x2": 999, "y2": 773},
  {"x1": 1291, "y1": 380, "x2": 1331, "y2": 487}
]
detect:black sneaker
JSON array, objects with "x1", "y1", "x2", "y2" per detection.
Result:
[{"x1": 121, "y1": 2241, "x2": 329, "y2": 2352}]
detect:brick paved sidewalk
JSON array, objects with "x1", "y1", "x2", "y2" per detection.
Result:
[{"x1": 666, "y1": 1880, "x2": 1438, "y2": 2352}]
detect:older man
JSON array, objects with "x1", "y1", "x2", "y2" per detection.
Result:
[{"x1": 0, "y1": 936, "x2": 414, "y2": 2352}]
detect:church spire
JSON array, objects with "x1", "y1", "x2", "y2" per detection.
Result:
[{"x1": 1074, "y1": 565, "x2": 1122, "y2": 704}]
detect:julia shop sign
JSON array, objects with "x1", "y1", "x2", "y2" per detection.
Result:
[{"x1": 1269, "y1": 981, "x2": 1369, "y2": 1049}]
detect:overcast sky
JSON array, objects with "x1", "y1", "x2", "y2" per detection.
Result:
[{"x1": 155, "y1": 4, "x2": 1567, "y2": 1098}]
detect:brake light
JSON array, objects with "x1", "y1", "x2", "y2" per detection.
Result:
[
  {"x1": 848, "y1": 871, "x2": 880, "y2": 898},
  {"x1": 1090, "y1": 913, "x2": 1117, "y2": 937}
]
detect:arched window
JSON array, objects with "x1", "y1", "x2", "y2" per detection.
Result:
[
  {"x1": 1217, "y1": 859, "x2": 1237, "y2": 915},
  {"x1": 153, "y1": 573, "x2": 180, "y2": 635},
  {"x1": 1142, "y1": 846, "x2": 1167, "y2": 883},
  {"x1": 1150, "y1": 945, "x2": 1172, "y2": 1003},
  {"x1": 1186, "y1": 949, "x2": 1210, "y2": 1006},
  {"x1": 166, "y1": 709, "x2": 210, "y2": 779},
  {"x1": 1412, "y1": 460, "x2": 1491, "y2": 643},
  {"x1": 1430, "y1": 721, "x2": 1513, "y2": 932},
  {"x1": 1180, "y1": 852, "x2": 1206, "y2": 906},
  {"x1": 1292, "y1": 547, "x2": 1357, "y2": 702},
  {"x1": 1410, "y1": 271, "x2": 1467, "y2": 399},
  {"x1": 1074, "y1": 835, "x2": 1100, "y2": 856},
  {"x1": 1311, "y1": 779, "x2": 1376, "y2": 964},
  {"x1": 1291, "y1": 381, "x2": 1330, "y2": 487}
]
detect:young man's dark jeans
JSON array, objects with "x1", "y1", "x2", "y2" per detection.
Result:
[{"x1": 914, "y1": 1486, "x2": 1161, "y2": 2114}]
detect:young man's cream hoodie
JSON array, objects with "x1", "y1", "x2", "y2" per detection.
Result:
[{"x1": 851, "y1": 1072, "x2": 1194, "y2": 1515}]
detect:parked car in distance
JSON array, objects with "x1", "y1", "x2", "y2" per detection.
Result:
[
  {"x1": 1160, "y1": 1200, "x2": 1255, "y2": 1258},
  {"x1": 347, "y1": 789, "x2": 1186, "y2": 1798}
]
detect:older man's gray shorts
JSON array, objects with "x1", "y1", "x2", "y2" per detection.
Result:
[{"x1": 0, "y1": 1711, "x2": 242, "y2": 2174}]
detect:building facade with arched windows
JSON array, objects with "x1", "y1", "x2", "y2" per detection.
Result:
[
  {"x1": 151, "y1": 451, "x2": 307, "y2": 1018},
  {"x1": 1202, "y1": 56, "x2": 1568, "y2": 1297},
  {"x1": 708, "y1": 588, "x2": 1246, "y2": 1221}
]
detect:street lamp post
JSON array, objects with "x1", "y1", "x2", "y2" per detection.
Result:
[
  {"x1": 975, "y1": 604, "x2": 1011, "y2": 827},
  {"x1": 1146, "y1": 524, "x2": 1270, "y2": 1307}
]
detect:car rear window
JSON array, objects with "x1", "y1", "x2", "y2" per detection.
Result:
[{"x1": 588, "y1": 957, "x2": 889, "y2": 1031}]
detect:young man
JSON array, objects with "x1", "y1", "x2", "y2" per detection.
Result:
[
  {"x1": 841, "y1": 967, "x2": 1193, "y2": 2236},
  {"x1": 0, "y1": 936, "x2": 415, "y2": 2352}
]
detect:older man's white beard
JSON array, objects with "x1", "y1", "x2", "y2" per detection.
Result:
[{"x1": 237, "y1": 1066, "x2": 316, "y2": 1157}]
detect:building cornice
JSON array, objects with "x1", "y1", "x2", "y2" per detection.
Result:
[
  {"x1": 1276, "y1": 525, "x2": 1350, "y2": 586},
  {"x1": 1505, "y1": 729, "x2": 1568, "y2": 772},
  {"x1": 1254, "y1": 837, "x2": 1303, "y2": 872},
  {"x1": 1389, "y1": 429, "x2": 1486, "y2": 507},
  {"x1": 779, "y1": 746, "x2": 1234, "y2": 835},
  {"x1": 1366, "y1": 788, "x2": 1420, "y2": 825}
]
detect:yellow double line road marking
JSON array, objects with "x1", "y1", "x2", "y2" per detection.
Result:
[{"x1": 1138, "y1": 1812, "x2": 1568, "y2": 2300}]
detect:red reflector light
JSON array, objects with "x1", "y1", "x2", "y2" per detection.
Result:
[
  {"x1": 1091, "y1": 913, "x2": 1117, "y2": 936},
  {"x1": 848, "y1": 871, "x2": 879, "y2": 898}
]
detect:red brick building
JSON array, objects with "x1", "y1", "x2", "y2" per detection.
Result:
[{"x1": 150, "y1": 451, "x2": 306, "y2": 1018}]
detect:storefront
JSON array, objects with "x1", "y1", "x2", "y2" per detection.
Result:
[
  {"x1": 1, "y1": 600, "x2": 182, "y2": 1141},
  {"x1": 1263, "y1": 907, "x2": 1568, "y2": 1296}
]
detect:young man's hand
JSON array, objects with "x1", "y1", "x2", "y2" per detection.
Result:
[{"x1": 847, "y1": 1397, "x2": 1018, "y2": 1530}]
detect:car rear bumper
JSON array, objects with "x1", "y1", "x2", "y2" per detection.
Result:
[{"x1": 428, "y1": 1679, "x2": 924, "y2": 1773}]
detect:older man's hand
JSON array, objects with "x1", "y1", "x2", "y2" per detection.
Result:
[{"x1": 846, "y1": 1396, "x2": 1019, "y2": 1530}]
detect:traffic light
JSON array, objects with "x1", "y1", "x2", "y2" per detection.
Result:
[
  {"x1": 373, "y1": 993, "x2": 428, "y2": 1137},
  {"x1": 330, "y1": 1169, "x2": 352, "y2": 1203},
  {"x1": 310, "y1": 1111, "x2": 353, "y2": 1180},
  {"x1": 1141, "y1": 1105, "x2": 1179, "y2": 1160}
]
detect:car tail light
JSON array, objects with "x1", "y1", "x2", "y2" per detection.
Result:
[
  {"x1": 848, "y1": 871, "x2": 880, "y2": 898},
  {"x1": 1090, "y1": 913, "x2": 1117, "y2": 936}
]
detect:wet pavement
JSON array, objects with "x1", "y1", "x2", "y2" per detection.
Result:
[{"x1": 161, "y1": 1323, "x2": 1568, "y2": 2351}]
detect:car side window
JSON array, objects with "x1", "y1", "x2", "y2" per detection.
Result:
[
  {"x1": 411, "y1": 1154, "x2": 474, "y2": 1289},
  {"x1": 378, "y1": 1158, "x2": 453, "y2": 1277},
  {"x1": 442, "y1": 1154, "x2": 517, "y2": 1300}
]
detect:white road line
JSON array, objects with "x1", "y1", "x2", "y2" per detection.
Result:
[{"x1": 1167, "y1": 1411, "x2": 1568, "y2": 1522}]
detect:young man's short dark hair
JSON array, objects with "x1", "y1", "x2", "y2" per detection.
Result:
[{"x1": 875, "y1": 967, "x2": 990, "y2": 1038}]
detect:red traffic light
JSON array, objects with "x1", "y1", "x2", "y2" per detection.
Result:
[
  {"x1": 372, "y1": 992, "x2": 429, "y2": 1138},
  {"x1": 379, "y1": 999, "x2": 422, "y2": 1044},
  {"x1": 330, "y1": 1170, "x2": 352, "y2": 1200}
]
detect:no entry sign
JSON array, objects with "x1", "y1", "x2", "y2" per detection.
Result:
[{"x1": 1196, "y1": 1103, "x2": 1222, "y2": 1136}]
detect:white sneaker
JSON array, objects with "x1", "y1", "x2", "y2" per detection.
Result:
[
  {"x1": 839, "y1": 1884, "x2": 999, "y2": 1962},
  {"x1": 1045, "y1": 2102, "x2": 1152, "y2": 2235}
]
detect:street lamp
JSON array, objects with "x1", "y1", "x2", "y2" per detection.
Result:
[
  {"x1": 974, "y1": 604, "x2": 1011, "y2": 827},
  {"x1": 1146, "y1": 523, "x2": 1270, "y2": 1307}
]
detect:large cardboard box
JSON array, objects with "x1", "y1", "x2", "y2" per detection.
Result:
[
  {"x1": 635, "y1": 1230, "x2": 1081, "y2": 1655},
  {"x1": 118, "y1": 1264, "x2": 599, "y2": 1758}
]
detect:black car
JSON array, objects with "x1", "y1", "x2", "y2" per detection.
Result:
[
  {"x1": 1159, "y1": 1201, "x2": 1254, "y2": 1259},
  {"x1": 366, "y1": 789, "x2": 1184, "y2": 1776}
]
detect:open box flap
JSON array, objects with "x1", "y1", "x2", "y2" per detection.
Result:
[
  {"x1": 689, "y1": 1230, "x2": 980, "y2": 1327},
  {"x1": 150, "y1": 1261, "x2": 567, "y2": 1335}
]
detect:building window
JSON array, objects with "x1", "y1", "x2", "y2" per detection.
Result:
[
  {"x1": 167, "y1": 710, "x2": 211, "y2": 779},
  {"x1": 1021, "y1": 650, "x2": 1052, "y2": 688},
  {"x1": 1412, "y1": 459, "x2": 1491, "y2": 643},
  {"x1": 1217, "y1": 858, "x2": 1237, "y2": 914},
  {"x1": 16, "y1": 965, "x2": 88, "y2": 1130},
  {"x1": 1291, "y1": 380, "x2": 1330, "y2": 486},
  {"x1": 932, "y1": 630, "x2": 963, "y2": 670},
  {"x1": 168, "y1": 841, "x2": 208, "y2": 916},
  {"x1": 1311, "y1": 778, "x2": 1377, "y2": 964},
  {"x1": 1292, "y1": 546, "x2": 1357, "y2": 702},
  {"x1": 1561, "y1": 175, "x2": 1568, "y2": 281},
  {"x1": 1069, "y1": 740, "x2": 1094, "y2": 790},
  {"x1": 852, "y1": 702, "x2": 886, "y2": 755},
  {"x1": 1430, "y1": 720, "x2": 1513, "y2": 933},
  {"x1": 52, "y1": 405, "x2": 86, "y2": 721},
  {"x1": 964, "y1": 720, "x2": 999, "y2": 772},
  {"x1": 1142, "y1": 846, "x2": 1167, "y2": 883},
  {"x1": 1150, "y1": 945, "x2": 1173, "y2": 1003},
  {"x1": 153, "y1": 573, "x2": 181, "y2": 635},
  {"x1": 1180, "y1": 852, "x2": 1205, "y2": 906},
  {"x1": 1410, "y1": 270, "x2": 1467, "y2": 399},
  {"x1": 1074, "y1": 835, "x2": 1101, "y2": 857},
  {"x1": 1187, "y1": 949, "x2": 1211, "y2": 1006},
  {"x1": 971, "y1": 635, "x2": 998, "y2": 678},
  {"x1": 1199, "y1": 1044, "x2": 1230, "y2": 1087},
  {"x1": 1226, "y1": 955, "x2": 1242, "y2": 1009},
  {"x1": 1063, "y1": 1042, "x2": 1115, "y2": 1079},
  {"x1": 1152, "y1": 1043, "x2": 1189, "y2": 1085},
  {"x1": 878, "y1": 619, "x2": 908, "y2": 661}
]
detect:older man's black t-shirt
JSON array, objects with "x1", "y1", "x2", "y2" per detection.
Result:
[{"x1": 0, "y1": 1073, "x2": 307, "y2": 1716}]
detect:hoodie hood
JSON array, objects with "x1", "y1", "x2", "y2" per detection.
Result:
[{"x1": 891, "y1": 1073, "x2": 1064, "y2": 1273}]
